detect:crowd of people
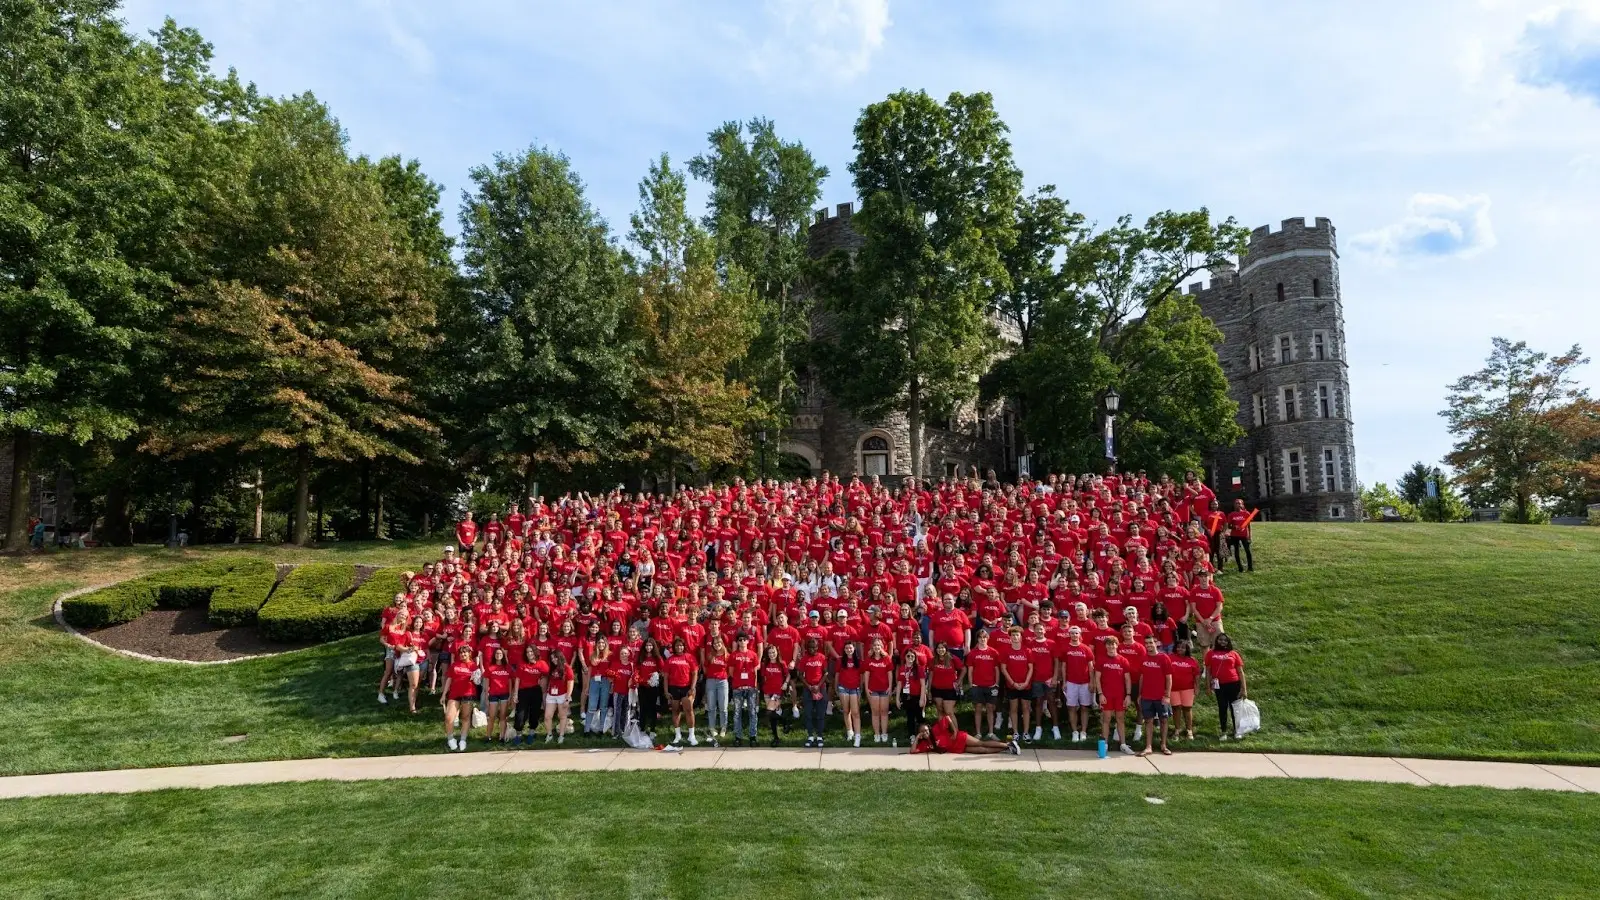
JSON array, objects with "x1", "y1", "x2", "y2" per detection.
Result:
[{"x1": 373, "y1": 469, "x2": 1256, "y2": 756}]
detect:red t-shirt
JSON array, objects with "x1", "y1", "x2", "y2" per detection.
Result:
[
  {"x1": 1001, "y1": 645, "x2": 1033, "y2": 688},
  {"x1": 664, "y1": 654, "x2": 697, "y2": 688},
  {"x1": 930, "y1": 657, "x2": 964, "y2": 691},
  {"x1": 446, "y1": 659, "x2": 478, "y2": 700},
  {"x1": 929, "y1": 608, "x2": 971, "y2": 648},
  {"x1": 484, "y1": 663, "x2": 513, "y2": 696},
  {"x1": 966, "y1": 645, "x2": 1001, "y2": 688},
  {"x1": 759, "y1": 662, "x2": 788, "y2": 694},
  {"x1": 1095, "y1": 657, "x2": 1130, "y2": 704},
  {"x1": 798, "y1": 652, "x2": 828, "y2": 688},
  {"x1": 456, "y1": 521, "x2": 478, "y2": 547},
  {"x1": 1057, "y1": 643, "x2": 1093, "y2": 684},
  {"x1": 932, "y1": 716, "x2": 967, "y2": 754},
  {"x1": 730, "y1": 649, "x2": 759, "y2": 689},
  {"x1": 836, "y1": 660, "x2": 864, "y2": 691},
  {"x1": 515, "y1": 660, "x2": 549, "y2": 690},
  {"x1": 1204, "y1": 649, "x2": 1243, "y2": 684},
  {"x1": 864, "y1": 655, "x2": 894, "y2": 693},
  {"x1": 702, "y1": 651, "x2": 730, "y2": 681},
  {"x1": 1025, "y1": 637, "x2": 1055, "y2": 685},
  {"x1": 1137, "y1": 653, "x2": 1172, "y2": 701},
  {"x1": 1190, "y1": 586, "x2": 1224, "y2": 620},
  {"x1": 768, "y1": 626, "x2": 801, "y2": 666},
  {"x1": 1169, "y1": 655, "x2": 1200, "y2": 691}
]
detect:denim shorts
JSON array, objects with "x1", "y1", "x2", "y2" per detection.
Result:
[
  {"x1": 838, "y1": 687, "x2": 859, "y2": 696},
  {"x1": 1139, "y1": 699, "x2": 1171, "y2": 720}
]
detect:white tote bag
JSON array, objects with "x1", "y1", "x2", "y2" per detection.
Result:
[
  {"x1": 1232, "y1": 698, "x2": 1261, "y2": 737},
  {"x1": 472, "y1": 708, "x2": 488, "y2": 729}
]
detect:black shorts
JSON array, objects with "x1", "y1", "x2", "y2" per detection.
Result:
[
  {"x1": 932, "y1": 687, "x2": 959, "y2": 702},
  {"x1": 668, "y1": 685, "x2": 691, "y2": 701},
  {"x1": 487, "y1": 693, "x2": 510, "y2": 704},
  {"x1": 1006, "y1": 687, "x2": 1032, "y2": 702}
]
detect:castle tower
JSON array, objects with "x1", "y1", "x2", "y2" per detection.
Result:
[{"x1": 1192, "y1": 217, "x2": 1358, "y2": 521}]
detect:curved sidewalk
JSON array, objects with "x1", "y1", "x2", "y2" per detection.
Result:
[{"x1": 0, "y1": 749, "x2": 1594, "y2": 799}]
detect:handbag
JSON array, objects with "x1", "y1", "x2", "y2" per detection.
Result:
[
  {"x1": 394, "y1": 651, "x2": 417, "y2": 669},
  {"x1": 1232, "y1": 698, "x2": 1261, "y2": 737}
]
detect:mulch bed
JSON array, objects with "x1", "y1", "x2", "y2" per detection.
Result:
[{"x1": 85, "y1": 606, "x2": 317, "y2": 662}]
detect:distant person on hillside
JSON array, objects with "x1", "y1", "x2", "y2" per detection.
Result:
[
  {"x1": 455, "y1": 512, "x2": 477, "y2": 553},
  {"x1": 1227, "y1": 499, "x2": 1257, "y2": 573},
  {"x1": 1204, "y1": 633, "x2": 1248, "y2": 740}
]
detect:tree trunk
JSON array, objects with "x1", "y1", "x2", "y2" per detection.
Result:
[
  {"x1": 4, "y1": 431, "x2": 31, "y2": 551},
  {"x1": 102, "y1": 477, "x2": 134, "y2": 547},
  {"x1": 523, "y1": 457, "x2": 537, "y2": 503},
  {"x1": 292, "y1": 446, "x2": 310, "y2": 546},
  {"x1": 359, "y1": 459, "x2": 372, "y2": 539},
  {"x1": 907, "y1": 374, "x2": 924, "y2": 481},
  {"x1": 374, "y1": 488, "x2": 385, "y2": 539}
]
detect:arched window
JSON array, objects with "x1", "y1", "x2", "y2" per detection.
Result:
[{"x1": 861, "y1": 436, "x2": 890, "y2": 476}]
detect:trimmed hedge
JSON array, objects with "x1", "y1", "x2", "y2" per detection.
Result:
[
  {"x1": 255, "y1": 563, "x2": 373, "y2": 643},
  {"x1": 60, "y1": 557, "x2": 277, "y2": 629}
]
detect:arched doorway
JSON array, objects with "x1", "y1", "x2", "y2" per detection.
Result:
[{"x1": 860, "y1": 435, "x2": 891, "y2": 476}]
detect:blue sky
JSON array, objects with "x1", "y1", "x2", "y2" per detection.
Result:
[{"x1": 119, "y1": 0, "x2": 1600, "y2": 488}]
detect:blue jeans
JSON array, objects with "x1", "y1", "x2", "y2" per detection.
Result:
[
  {"x1": 611, "y1": 688, "x2": 632, "y2": 737},
  {"x1": 704, "y1": 678, "x2": 729, "y2": 732},
  {"x1": 802, "y1": 689, "x2": 828, "y2": 738},
  {"x1": 586, "y1": 676, "x2": 612, "y2": 729},
  {"x1": 732, "y1": 687, "x2": 760, "y2": 738}
]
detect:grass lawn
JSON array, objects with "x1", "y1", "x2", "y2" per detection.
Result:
[
  {"x1": 2, "y1": 770, "x2": 1596, "y2": 899},
  {"x1": 0, "y1": 524, "x2": 1597, "y2": 775}
]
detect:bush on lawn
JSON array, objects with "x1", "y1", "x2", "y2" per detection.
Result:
[
  {"x1": 255, "y1": 564, "x2": 402, "y2": 643},
  {"x1": 60, "y1": 557, "x2": 277, "y2": 629}
]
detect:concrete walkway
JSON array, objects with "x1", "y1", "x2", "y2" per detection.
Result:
[{"x1": 1, "y1": 749, "x2": 1595, "y2": 799}]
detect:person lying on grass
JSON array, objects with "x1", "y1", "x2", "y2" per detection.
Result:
[{"x1": 911, "y1": 714, "x2": 1021, "y2": 755}]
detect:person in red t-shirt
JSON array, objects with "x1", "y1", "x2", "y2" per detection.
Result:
[
  {"x1": 999, "y1": 627, "x2": 1035, "y2": 742},
  {"x1": 863, "y1": 635, "x2": 896, "y2": 744},
  {"x1": 482, "y1": 646, "x2": 515, "y2": 744},
  {"x1": 928, "y1": 643, "x2": 966, "y2": 721},
  {"x1": 911, "y1": 714, "x2": 1018, "y2": 755},
  {"x1": 1093, "y1": 637, "x2": 1134, "y2": 754},
  {"x1": 1135, "y1": 636, "x2": 1173, "y2": 756},
  {"x1": 1167, "y1": 640, "x2": 1201, "y2": 741},
  {"x1": 509, "y1": 644, "x2": 549, "y2": 745},
  {"x1": 836, "y1": 642, "x2": 866, "y2": 747},
  {"x1": 1226, "y1": 499, "x2": 1256, "y2": 573},
  {"x1": 964, "y1": 629, "x2": 1002, "y2": 740},
  {"x1": 441, "y1": 644, "x2": 480, "y2": 752},
  {"x1": 1055, "y1": 627, "x2": 1096, "y2": 743},
  {"x1": 542, "y1": 648, "x2": 576, "y2": 744},
  {"x1": 797, "y1": 637, "x2": 830, "y2": 746},
  {"x1": 729, "y1": 633, "x2": 761, "y2": 746},
  {"x1": 1189, "y1": 571, "x2": 1225, "y2": 649},
  {"x1": 758, "y1": 644, "x2": 792, "y2": 746},
  {"x1": 1203, "y1": 633, "x2": 1248, "y2": 740},
  {"x1": 664, "y1": 636, "x2": 700, "y2": 746},
  {"x1": 456, "y1": 513, "x2": 478, "y2": 553}
]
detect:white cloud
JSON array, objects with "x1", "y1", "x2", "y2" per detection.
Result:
[
  {"x1": 363, "y1": 0, "x2": 434, "y2": 75},
  {"x1": 1516, "y1": 6, "x2": 1600, "y2": 104},
  {"x1": 752, "y1": 0, "x2": 892, "y2": 81},
  {"x1": 1351, "y1": 194, "x2": 1498, "y2": 263}
]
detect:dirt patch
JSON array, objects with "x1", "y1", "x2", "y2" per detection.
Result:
[{"x1": 84, "y1": 606, "x2": 318, "y2": 662}]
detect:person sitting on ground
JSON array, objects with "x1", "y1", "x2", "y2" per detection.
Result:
[{"x1": 911, "y1": 713, "x2": 1020, "y2": 755}]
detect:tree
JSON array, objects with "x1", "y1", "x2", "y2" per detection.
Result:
[
  {"x1": 994, "y1": 187, "x2": 1083, "y2": 352},
  {"x1": 149, "y1": 96, "x2": 437, "y2": 544},
  {"x1": 1442, "y1": 338, "x2": 1597, "y2": 524},
  {"x1": 814, "y1": 90, "x2": 1021, "y2": 478},
  {"x1": 0, "y1": 1, "x2": 210, "y2": 548},
  {"x1": 458, "y1": 147, "x2": 634, "y2": 496},
  {"x1": 1396, "y1": 461, "x2": 1433, "y2": 508},
  {"x1": 1359, "y1": 482, "x2": 1417, "y2": 522},
  {"x1": 626, "y1": 154, "x2": 756, "y2": 485},
  {"x1": 687, "y1": 119, "x2": 826, "y2": 432}
]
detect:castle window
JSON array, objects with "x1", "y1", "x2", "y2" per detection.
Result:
[
  {"x1": 1282, "y1": 386, "x2": 1299, "y2": 421},
  {"x1": 944, "y1": 461, "x2": 960, "y2": 479},
  {"x1": 1251, "y1": 392, "x2": 1267, "y2": 428},
  {"x1": 1285, "y1": 448, "x2": 1304, "y2": 495},
  {"x1": 1322, "y1": 447, "x2": 1341, "y2": 492},
  {"x1": 1312, "y1": 331, "x2": 1327, "y2": 360},
  {"x1": 1278, "y1": 335, "x2": 1292, "y2": 364},
  {"x1": 1335, "y1": 388, "x2": 1345, "y2": 418},
  {"x1": 1276, "y1": 282, "x2": 1286, "y2": 302},
  {"x1": 1312, "y1": 278, "x2": 1322, "y2": 298},
  {"x1": 1329, "y1": 504, "x2": 1344, "y2": 519},
  {"x1": 1318, "y1": 383, "x2": 1332, "y2": 418},
  {"x1": 1256, "y1": 453, "x2": 1273, "y2": 498},
  {"x1": 1248, "y1": 342, "x2": 1261, "y2": 372},
  {"x1": 861, "y1": 436, "x2": 890, "y2": 476}
]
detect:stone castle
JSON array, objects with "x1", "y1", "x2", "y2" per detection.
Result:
[{"x1": 790, "y1": 204, "x2": 1357, "y2": 522}]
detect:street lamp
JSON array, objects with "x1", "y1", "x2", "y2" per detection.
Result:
[
  {"x1": 238, "y1": 469, "x2": 264, "y2": 541},
  {"x1": 1103, "y1": 388, "x2": 1120, "y2": 469}
]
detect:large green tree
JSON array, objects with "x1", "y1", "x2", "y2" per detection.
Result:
[
  {"x1": 458, "y1": 146, "x2": 634, "y2": 495},
  {"x1": 626, "y1": 154, "x2": 755, "y2": 486},
  {"x1": 814, "y1": 90, "x2": 1022, "y2": 478},
  {"x1": 149, "y1": 96, "x2": 438, "y2": 544},
  {"x1": 1442, "y1": 338, "x2": 1597, "y2": 523},
  {"x1": 688, "y1": 119, "x2": 827, "y2": 433}
]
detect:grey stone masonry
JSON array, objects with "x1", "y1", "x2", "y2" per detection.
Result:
[
  {"x1": 1189, "y1": 217, "x2": 1359, "y2": 521},
  {"x1": 794, "y1": 203, "x2": 1015, "y2": 479}
]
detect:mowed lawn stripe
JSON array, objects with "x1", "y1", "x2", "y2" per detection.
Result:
[{"x1": 1, "y1": 771, "x2": 1596, "y2": 899}]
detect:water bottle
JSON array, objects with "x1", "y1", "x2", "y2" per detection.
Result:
[
  {"x1": 891, "y1": 738, "x2": 897, "y2": 748},
  {"x1": 1097, "y1": 738, "x2": 1108, "y2": 759}
]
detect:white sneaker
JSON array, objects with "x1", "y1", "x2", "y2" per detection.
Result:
[
  {"x1": 674, "y1": 729, "x2": 683, "y2": 744},
  {"x1": 854, "y1": 732, "x2": 861, "y2": 748},
  {"x1": 689, "y1": 731, "x2": 699, "y2": 746},
  {"x1": 545, "y1": 733, "x2": 553, "y2": 744},
  {"x1": 1134, "y1": 725, "x2": 1143, "y2": 741},
  {"x1": 378, "y1": 692, "x2": 388, "y2": 704},
  {"x1": 458, "y1": 739, "x2": 467, "y2": 752},
  {"x1": 1052, "y1": 726, "x2": 1061, "y2": 741},
  {"x1": 447, "y1": 737, "x2": 458, "y2": 751},
  {"x1": 1032, "y1": 727, "x2": 1042, "y2": 741},
  {"x1": 557, "y1": 732, "x2": 564, "y2": 745},
  {"x1": 1120, "y1": 743, "x2": 1134, "y2": 755},
  {"x1": 1219, "y1": 734, "x2": 1229, "y2": 741},
  {"x1": 792, "y1": 705, "x2": 801, "y2": 719}
]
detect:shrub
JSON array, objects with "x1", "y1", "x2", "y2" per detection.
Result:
[
  {"x1": 60, "y1": 556, "x2": 277, "y2": 629},
  {"x1": 256, "y1": 563, "x2": 366, "y2": 643}
]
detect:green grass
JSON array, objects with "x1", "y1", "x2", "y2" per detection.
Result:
[
  {"x1": 1, "y1": 770, "x2": 1596, "y2": 899},
  {"x1": 0, "y1": 525, "x2": 1597, "y2": 775}
]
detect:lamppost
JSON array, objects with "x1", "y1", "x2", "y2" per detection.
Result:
[
  {"x1": 1103, "y1": 388, "x2": 1120, "y2": 471},
  {"x1": 238, "y1": 470, "x2": 264, "y2": 541}
]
